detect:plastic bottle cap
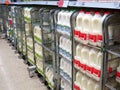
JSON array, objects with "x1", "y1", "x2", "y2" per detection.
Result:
[
  {"x1": 105, "y1": 11, "x2": 110, "y2": 15},
  {"x1": 95, "y1": 12, "x2": 101, "y2": 15},
  {"x1": 79, "y1": 10, "x2": 84, "y2": 13},
  {"x1": 86, "y1": 12, "x2": 90, "y2": 14}
]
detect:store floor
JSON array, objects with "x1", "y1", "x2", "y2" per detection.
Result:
[{"x1": 0, "y1": 39, "x2": 47, "y2": 90}]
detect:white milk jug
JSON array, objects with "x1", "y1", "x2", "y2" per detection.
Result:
[
  {"x1": 116, "y1": 63, "x2": 120, "y2": 83},
  {"x1": 92, "y1": 51, "x2": 102, "y2": 81},
  {"x1": 82, "y1": 12, "x2": 93, "y2": 44},
  {"x1": 74, "y1": 10, "x2": 85, "y2": 42},
  {"x1": 81, "y1": 46, "x2": 90, "y2": 73},
  {"x1": 90, "y1": 12, "x2": 102, "y2": 46},
  {"x1": 97, "y1": 12, "x2": 110, "y2": 46},
  {"x1": 74, "y1": 44, "x2": 83, "y2": 69},
  {"x1": 86, "y1": 79, "x2": 95, "y2": 90},
  {"x1": 81, "y1": 75, "x2": 89, "y2": 90}
]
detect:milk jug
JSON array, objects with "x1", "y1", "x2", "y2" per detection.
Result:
[
  {"x1": 61, "y1": 78, "x2": 65, "y2": 90},
  {"x1": 28, "y1": 51, "x2": 34, "y2": 63},
  {"x1": 116, "y1": 64, "x2": 120, "y2": 83},
  {"x1": 81, "y1": 75, "x2": 89, "y2": 90},
  {"x1": 74, "y1": 10, "x2": 85, "y2": 42},
  {"x1": 82, "y1": 12, "x2": 93, "y2": 44},
  {"x1": 86, "y1": 49, "x2": 98, "y2": 77},
  {"x1": 108, "y1": 57, "x2": 119, "y2": 73},
  {"x1": 92, "y1": 51, "x2": 102, "y2": 81},
  {"x1": 27, "y1": 37, "x2": 33, "y2": 50},
  {"x1": 60, "y1": 58, "x2": 64, "y2": 71},
  {"x1": 74, "y1": 72, "x2": 83, "y2": 90},
  {"x1": 34, "y1": 26, "x2": 42, "y2": 42},
  {"x1": 86, "y1": 79, "x2": 95, "y2": 90},
  {"x1": 81, "y1": 46, "x2": 90, "y2": 73},
  {"x1": 74, "y1": 44, "x2": 83, "y2": 69},
  {"x1": 97, "y1": 12, "x2": 110, "y2": 46},
  {"x1": 35, "y1": 43, "x2": 42, "y2": 57},
  {"x1": 94, "y1": 82, "x2": 100, "y2": 90},
  {"x1": 90, "y1": 12, "x2": 102, "y2": 46}
]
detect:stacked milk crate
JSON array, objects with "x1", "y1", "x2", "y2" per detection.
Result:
[
  {"x1": 73, "y1": 10, "x2": 120, "y2": 90},
  {"x1": 32, "y1": 8, "x2": 43, "y2": 75},
  {"x1": 24, "y1": 7, "x2": 34, "y2": 65},
  {"x1": 56, "y1": 10, "x2": 75, "y2": 90}
]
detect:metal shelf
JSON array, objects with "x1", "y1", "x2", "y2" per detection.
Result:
[
  {"x1": 10, "y1": 1, "x2": 58, "y2": 6},
  {"x1": 1, "y1": 1, "x2": 120, "y2": 9}
]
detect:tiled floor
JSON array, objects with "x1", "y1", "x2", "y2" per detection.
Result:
[{"x1": 0, "y1": 39, "x2": 47, "y2": 90}]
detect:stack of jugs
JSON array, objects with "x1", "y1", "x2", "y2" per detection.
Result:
[
  {"x1": 74, "y1": 44, "x2": 83, "y2": 69},
  {"x1": 116, "y1": 62, "x2": 120, "y2": 83},
  {"x1": 80, "y1": 46, "x2": 90, "y2": 73},
  {"x1": 59, "y1": 36, "x2": 72, "y2": 60},
  {"x1": 74, "y1": 10, "x2": 85, "y2": 42},
  {"x1": 45, "y1": 66, "x2": 54, "y2": 85},
  {"x1": 34, "y1": 26, "x2": 42, "y2": 41},
  {"x1": 82, "y1": 11, "x2": 93, "y2": 44}
]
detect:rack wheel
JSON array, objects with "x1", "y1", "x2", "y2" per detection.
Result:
[{"x1": 27, "y1": 65, "x2": 36, "y2": 78}]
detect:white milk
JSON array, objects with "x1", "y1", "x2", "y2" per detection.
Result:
[
  {"x1": 34, "y1": 26, "x2": 42, "y2": 40},
  {"x1": 59, "y1": 36, "x2": 64, "y2": 49},
  {"x1": 35, "y1": 43, "x2": 42, "y2": 56},
  {"x1": 74, "y1": 72, "x2": 83, "y2": 90},
  {"x1": 74, "y1": 44, "x2": 83, "y2": 69},
  {"x1": 97, "y1": 12, "x2": 110, "y2": 46},
  {"x1": 61, "y1": 78, "x2": 65, "y2": 89},
  {"x1": 81, "y1": 75, "x2": 89, "y2": 90},
  {"x1": 81, "y1": 46, "x2": 90, "y2": 73},
  {"x1": 92, "y1": 51, "x2": 102, "y2": 81},
  {"x1": 82, "y1": 12, "x2": 93, "y2": 44},
  {"x1": 27, "y1": 37, "x2": 33, "y2": 49},
  {"x1": 94, "y1": 82, "x2": 100, "y2": 90},
  {"x1": 27, "y1": 50, "x2": 34, "y2": 63},
  {"x1": 86, "y1": 79, "x2": 95, "y2": 90},
  {"x1": 86, "y1": 49, "x2": 98, "y2": 77},
  {"x1": 90, "y1": 12, "x2": 102, "y2": 46},
  {"x1": 74, "y1": 10, "x2": 85, "y2": 42}
]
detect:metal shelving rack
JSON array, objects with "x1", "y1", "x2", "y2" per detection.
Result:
[
  {"x1": 39, "y1": 8, "x2": 58, "y2": 90},
  {"x1": 0, "y1": 1, "x2": 120, "y2": 90}
]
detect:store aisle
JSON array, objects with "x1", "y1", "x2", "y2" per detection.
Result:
[{"x1": 0, "y1": 39, "x2": 47, "y2": 90}]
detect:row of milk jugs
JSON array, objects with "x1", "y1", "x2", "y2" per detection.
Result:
[
  {"x1": 74, "y1": 10, "x2": 113, "y2": 46},
  {"x1": 74, "y1": 44, "x2": 119, "y2": 81},
  {"x1": 74, "y1": 72, "x2": 118, "y2": 90}
]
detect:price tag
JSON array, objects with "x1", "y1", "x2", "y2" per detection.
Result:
[{"x1": 58, "y1": 0, "x2": 69, "y2": 7}]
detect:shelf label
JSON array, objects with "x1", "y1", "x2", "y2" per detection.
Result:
[{"x1": 58, "y1": 0, "x2": 69, "y2": 7}]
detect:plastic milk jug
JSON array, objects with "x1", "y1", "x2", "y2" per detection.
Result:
[
  {"x1": 74, "y1": 10, "x2": 85, "y2": 42},
  {"x1": 82, "y1": 12, "x2": 93, "y2": 44},
  {"x1": 90, "y1": 12, "x2": 102, "y2": 46},
  {"x1": 81, "y1": 46, "x2": 90, "y2": 73},
  {"x1": 74, "y1": 44, "x2": 83, "y2": 69},
  {"x1": 34, "y1": 26, "x2": 42, "y2": 40},
  {"x1": 86, "y1": 79, "x2": 95, "y2": 90},
  {"x1": 81, "y1": 75, "x2": 89, "y2": 90},
  {"x1": 97, "y1": 12, "x2": 110, "y2": 46}
]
